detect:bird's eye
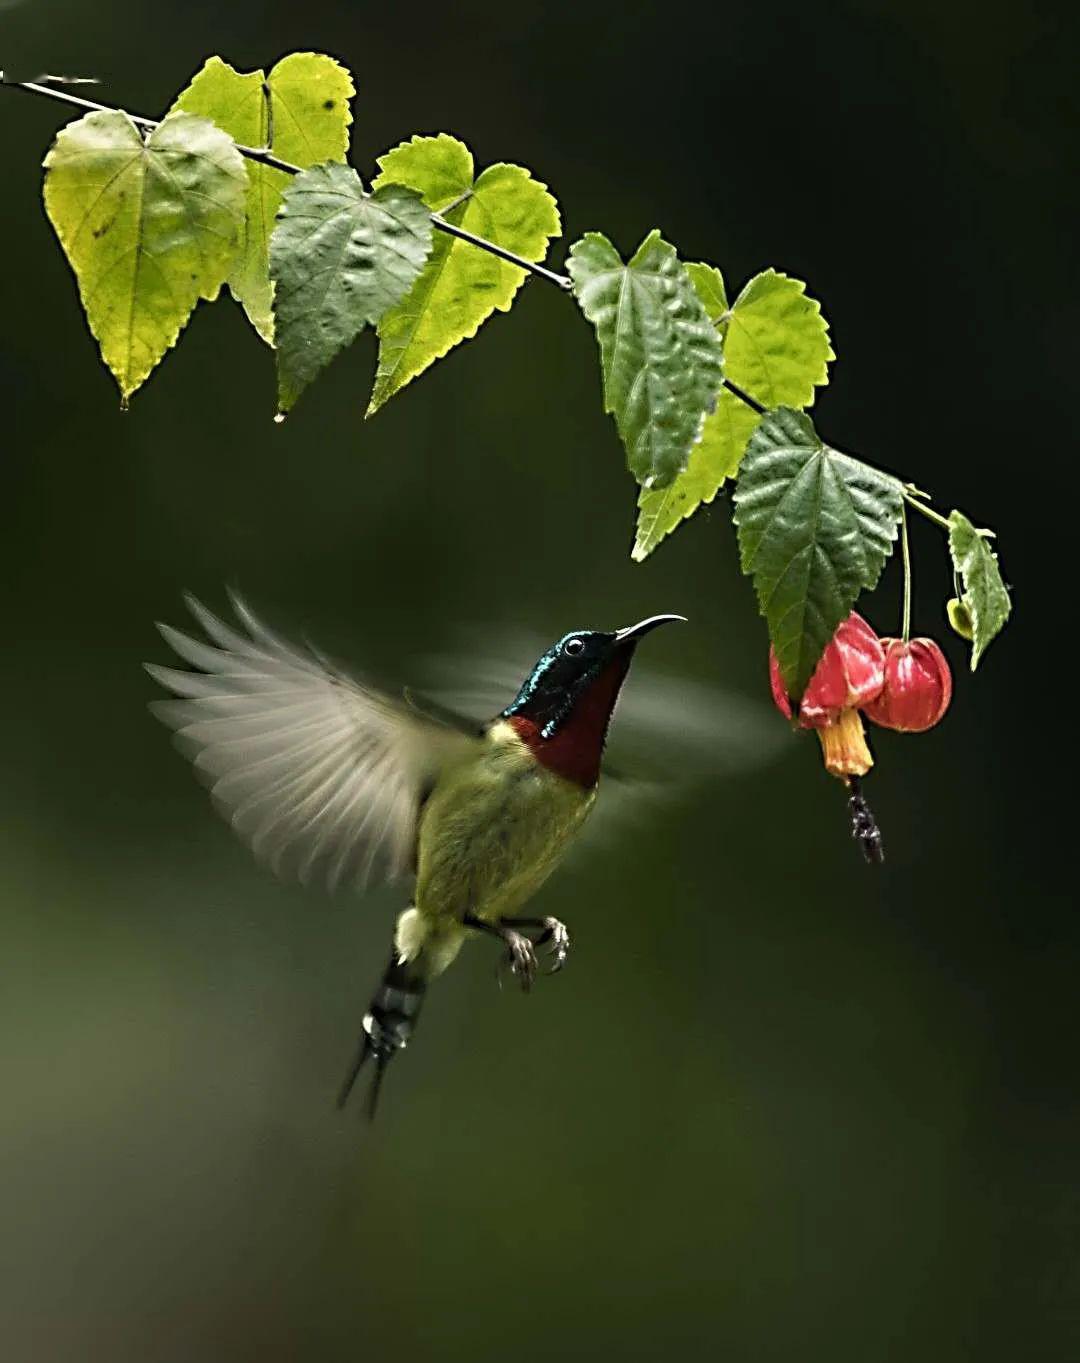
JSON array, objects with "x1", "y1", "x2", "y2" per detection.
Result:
[{"x1": 563, "y1": 636, "x2": 585, "y2": 657}]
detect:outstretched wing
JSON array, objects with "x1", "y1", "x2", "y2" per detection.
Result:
[{"x1": 146, "y1": 594, "x2": 479, "y2": 892}]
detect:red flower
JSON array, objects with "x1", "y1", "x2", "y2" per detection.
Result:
[
  {"x1": 770, "y1": 612, "x2": 885, "y2": 780},
  {"x1": 863, "y1": 638, "x2": 952, "y2": 733}
]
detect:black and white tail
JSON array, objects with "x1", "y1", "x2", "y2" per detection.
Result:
[{"x1": 337, "y1": 947, "x2": 426, "y2": 1120}]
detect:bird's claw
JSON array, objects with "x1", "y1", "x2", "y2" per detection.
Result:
[
  {"x1": 534, "y1": 917, "x2": 571, "y2": 973},
  {"x1": 489, "y1": 917, "x2": 570, "y2": 990},
  {"x1": 501, "y1": 930, "x2": 538, "y2": 992}
]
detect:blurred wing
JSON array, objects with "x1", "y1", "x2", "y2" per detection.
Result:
[
  {"x1": 580, "y1": 670, "x2": 787, "y2": 858},
  {"x1": 146, "y1": 594, "x2": 479, "y2": 892},
  {"x1": 420, "y1": 624, "x2": 788, "y2": 854}
]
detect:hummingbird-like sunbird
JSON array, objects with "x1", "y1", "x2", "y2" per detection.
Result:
[{"x1": 147, "y1": 595, "x2": 685, "y2": 1118}]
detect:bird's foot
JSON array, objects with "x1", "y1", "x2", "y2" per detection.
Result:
[
  {"x1": 531, "y1": 917, "x2": 571, "y2": 973},
  {"x1": 501, "y1": 929, "x2": 538, "y2": 993},
  {"x1": 464, "y1": 913, "x2": 571, "y2": 990},
  {"x1": 501, "y1": 915, "x2": 570, "y2": 975}
]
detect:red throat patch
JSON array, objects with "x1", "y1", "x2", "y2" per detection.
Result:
[{"x1": 507, "y1": 653, "x2": 631, "y2": 787}]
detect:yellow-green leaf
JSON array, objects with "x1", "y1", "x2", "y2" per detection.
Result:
[
  {"x1": 173, "y1": 52, "x2": 354, "y2": 343},
  {"x1": 43, "y1": 109, "x2": 246, "y2": 402},
  {"x1": 632, "y1": 390, "x2": 759, "y2": 560},
  {"x1": 725, "y1": 268, "x2": 833, "y2": 409},
  {"x1": 367, "y1": 134, "x2": 560, "y2": 414},
  {"x1": 632, "y1": 265, "x2": 833, "y2": 560},
  {"x1": 686, "y1": 262, "x2": 727, "y2": 321}
]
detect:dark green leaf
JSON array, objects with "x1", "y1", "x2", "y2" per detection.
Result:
[
  {"x1": 734, "y1": 407, "x2": 903, "y2": 698},
  {"x1": 269, "y1": 162, "x2": 433, "y2": 414},
  {"x1": 632, "y1": 265, "x2": 833, "y2": 559},
  {"x1": 568, "y1": 230, "x2": 724, "y2": 489},
  {"x1": 948, "y1": 511, "x2": 1011, "y2": 670}
]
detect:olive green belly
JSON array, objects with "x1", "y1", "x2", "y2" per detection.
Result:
[{"x1": 415, "y1": 739, "x2": 594, "y2": 928}]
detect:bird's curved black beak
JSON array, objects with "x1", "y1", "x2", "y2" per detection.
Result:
[{"x1": 613, "y1": 614, "x2": 687, "y2": 646}]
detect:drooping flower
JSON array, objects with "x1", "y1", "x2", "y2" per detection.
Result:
[
  {"x1": 769, "y1": 612, "x2": 886, "y2": 780},
  {"x1": 863, "y1": 637, "x2": 952, "y2": 733}
]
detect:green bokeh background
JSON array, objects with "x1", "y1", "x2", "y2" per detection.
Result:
[{"x1": 1, "y1": 2, "x2": 1072, "y2": 1360}]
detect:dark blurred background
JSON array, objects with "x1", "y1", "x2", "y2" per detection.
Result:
[{"x1": 1, "y1": 1, "x2": 1073, "y2": 1360}]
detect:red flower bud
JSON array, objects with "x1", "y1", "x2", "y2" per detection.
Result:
[
  {"x1": 769, "y1": 612, "x2": 886, "y2": 779},
  {"x1": 863, "y1": 638, "x2": 952, "y2": 733}
]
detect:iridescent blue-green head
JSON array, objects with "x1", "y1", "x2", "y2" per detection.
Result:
[{"x1": 501, "y1": 615, "x2": 685, "y2": 786}]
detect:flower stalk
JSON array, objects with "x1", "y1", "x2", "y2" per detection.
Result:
[{"x1": 900, "y1": 504, "x2": 912, "y2": 645}]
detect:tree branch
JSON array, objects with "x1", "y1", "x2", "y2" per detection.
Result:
[
  {"x1": 3, "y1": 73, "x2": 781, "y2": 410},
  {"x1": 722, "y1": 380, "x2": 765, "y2": 415},
  {"x1": 0, "y1": 73, "x2": 574, "y2": 288}
]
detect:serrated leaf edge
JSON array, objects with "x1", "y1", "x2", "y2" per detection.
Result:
[
  {"x1": 366, "y1": 158, "x2": 560, "y2": 415},
  {"x1": 733, "y1": 409, "x2": 904, "y2": 694},
  {"x1": 726, "y1": 269, "x2": 835, "y2": 409},
  {"x1": 948, "y1": 510, "x2": 1012, "y2": 671}
]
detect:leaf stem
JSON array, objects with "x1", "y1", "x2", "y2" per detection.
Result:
[
  {"x1": 902, "y1": 489, "x2": 952, "y2": 533},
  {"x1": 0, "y1": 73, "x2": 572, "y2": 289},
  {"x1": 258, "y1": 78, "x2": 273, "y2": 153},
  {"x1": 900, "y1": 503, "x2": 912, "y2": 643}
]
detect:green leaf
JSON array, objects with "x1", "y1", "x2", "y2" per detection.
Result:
[
  {"x1": 366, "y1": 134, "x2": 560, "y2": 414},
  {"x1": 173, "y1": 52, "x2": 354, "y2": 343},
  {"x1": 733, "y1": 407, "x2": 903, "y2": 699},
  {"x1": 686, "y1": 262, "x2": 727, "y2": 320},
  {"x1": 269, "y1": 162, "x2": 433, "y2": 414},
  {"x1": 631, "y1": 265, "x2": 832, "y2": 559},
  {"x1": 43, "y1": 109, "x2": 246, "y2": 402},
  {"x1": 568, "y1": 231, "x2": 724, "y2": 489},
  {"x1": 948, "y1": 510, "x2": 1011, "y2": 670},
  {"x1": 724, "y1": 269, "x2": 834, "y2": 408},
  {"x1": 632, "y1": 390, "x2": 759, "y2": 560}
]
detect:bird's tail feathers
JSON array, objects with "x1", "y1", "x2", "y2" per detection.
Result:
[{"x1": 337, "y1": 947, "x2": 427, "y2": 1121}]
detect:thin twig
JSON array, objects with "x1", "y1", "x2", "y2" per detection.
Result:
[
  {"x1": 0, "y1": 73, "x2": 572, "y2": 288},
  {"x1": 723, "y1": 379, "x2": 766, "y2": 415},
  {"x1": 432, "y1": 187, "x2": 473, "y2": 216},
  {"x1": 432, "y1": 214, "x2": 572, "y2": 289}
]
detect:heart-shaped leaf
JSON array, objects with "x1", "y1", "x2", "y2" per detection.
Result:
[
  {"x1": 172, "y1": 52, "x2": 355, "y2": 343},
  {"x1": 43, "y1": 110, "x2": 247, "y2": 402},
  {"x1": 366, "y1": 134, "x2": 560, "y2": 414},
  {"x1": 569, "y1": 231, "x2": 724, "y2": 489},
  {"x1": 734, "y1": 407, "x2": 903, "y2": 698},
  {"x1": 633, "y1": 265, "x2": 833, "y2": 560},
  {"x1": 724, "y1": 269, "x2": 834, "y2": 410},
  {"x1": 269, "y1": 163, "x2": 433, "y2": 414}
]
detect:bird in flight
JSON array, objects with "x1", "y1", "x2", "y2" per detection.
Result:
[{"x1": 147, "y1": 594, "x2": 685, "y2": 1118}]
